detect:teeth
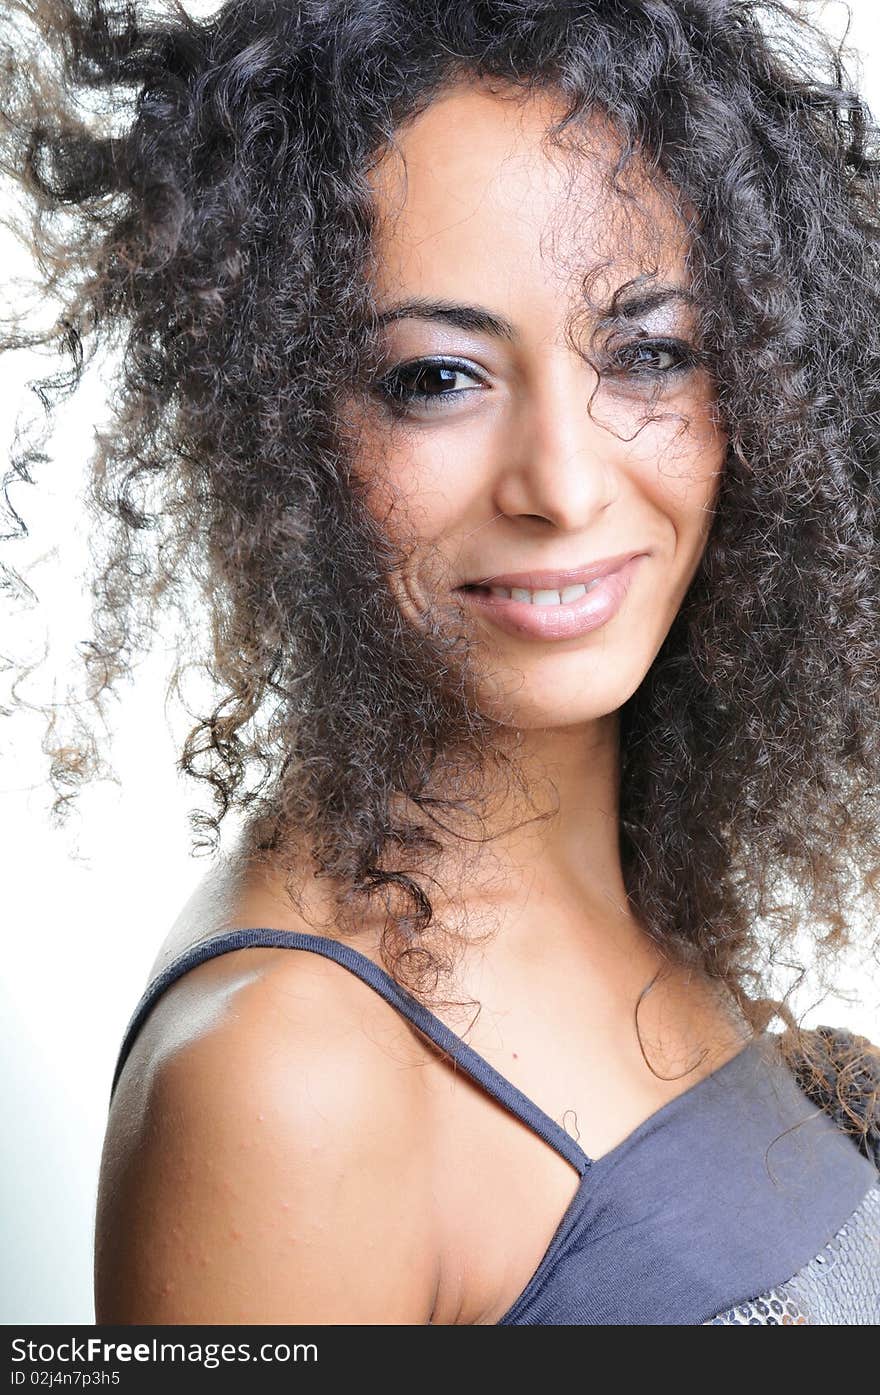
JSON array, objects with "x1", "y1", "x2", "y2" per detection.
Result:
[{"x1": 488, "y1": 580, "x2": 599, "y2": 605}]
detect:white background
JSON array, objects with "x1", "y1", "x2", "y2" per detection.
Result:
[{"x1": 1, "y1": 1, "x2": 879, "y2": 1324}]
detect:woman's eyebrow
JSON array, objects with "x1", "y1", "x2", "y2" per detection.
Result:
[
  {"x1": 376, "y1": 297, "x2": 517, "y2": 340},
  {"x1": 375, "y1": 286, "x2": 698, "y2": 338},
  {"x1": 609, "y1": 286, "x2": 700, "y2": 321}
]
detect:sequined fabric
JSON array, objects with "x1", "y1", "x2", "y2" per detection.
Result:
[{"x1": 705, "y1": 1182, "x2": 880, "y2": 1323}]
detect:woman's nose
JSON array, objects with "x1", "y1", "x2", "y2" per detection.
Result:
[{"x1": 490, "y1": 350, "x2": 620, "y2": 531}]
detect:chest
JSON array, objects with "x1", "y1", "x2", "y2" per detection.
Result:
[{"x1": 405, "y1": 979, "x2": 748, "y2": 1324}]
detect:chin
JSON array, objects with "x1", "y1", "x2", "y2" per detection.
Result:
[{"x1": 472, "y1": 662, "x2": 648, "y2": 730}]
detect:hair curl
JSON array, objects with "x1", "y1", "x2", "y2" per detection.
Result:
[{"x1": 2, "y1": 0, "x2": 880, "y2": 1146}]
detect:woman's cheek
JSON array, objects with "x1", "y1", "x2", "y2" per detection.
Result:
[
  {"x1": 642, "y1": 404, "x2": 726, "y2": 537},
  {"x1": 381, "y1": 440, "x2": 484, "y2": 540}
]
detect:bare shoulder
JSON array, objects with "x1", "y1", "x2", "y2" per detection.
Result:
[{"x1": 95, "y1": 940, "x2": 441, "y2": 1323}]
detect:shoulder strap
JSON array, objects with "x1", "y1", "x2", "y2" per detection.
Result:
[{"x1": 110, "y1": 925, "x2": 593, "y2": 1176}]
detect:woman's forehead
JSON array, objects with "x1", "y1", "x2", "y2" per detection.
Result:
[{"x1": 366, "y1": 79, "x2": 693, "y2": 317}]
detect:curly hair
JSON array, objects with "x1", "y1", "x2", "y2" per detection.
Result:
[{"x1": 2, "y1": 0, "x2": 879, "y2": 1145}]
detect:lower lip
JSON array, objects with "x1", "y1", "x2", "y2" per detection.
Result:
[{"x1": 455, "y1": 554, "x2": 647, "y2": 642}]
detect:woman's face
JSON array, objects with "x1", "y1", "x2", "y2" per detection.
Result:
[{"x1": 359, "y1": 80, "x2": 726, "y2": 727}]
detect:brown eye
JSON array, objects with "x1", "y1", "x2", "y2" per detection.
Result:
[{"x1": 375, "y1": 356, "x2": 487, "y2": 415}]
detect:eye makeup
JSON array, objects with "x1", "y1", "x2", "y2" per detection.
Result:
[{"x1": 373, "y1": 336, "x2": 701, "y2": 418}]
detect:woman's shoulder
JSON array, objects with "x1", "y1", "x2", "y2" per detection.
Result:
[
  {"x1": 131, "y1": 915, "x2": 435, "y2": 1164},
  {"x1": 96, "y1": 880, "x2": 442, "y2": 1321},
  {"x1": 788, "y1": 1023, "x2": 880, "y2": 1169},
  {"x1": 119, "y1": 847, "x2": 422, "y2": 1094}
]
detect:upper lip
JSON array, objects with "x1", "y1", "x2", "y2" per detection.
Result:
[{"x1": 458, "y1": 550, "x2": 647, "y2": 591}]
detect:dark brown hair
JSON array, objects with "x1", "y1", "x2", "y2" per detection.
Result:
[{"x1": 2, "y1": 0, "x2": 879, "y2": 1147}]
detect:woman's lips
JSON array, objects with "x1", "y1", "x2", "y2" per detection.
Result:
[
  {"x1": 455, "y1": 553, "x2": 647, "y2": 641},
  {"x1": 459, "y1": 549, "x2": 645, "y2": 592}
]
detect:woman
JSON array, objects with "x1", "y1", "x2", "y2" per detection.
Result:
[{"x1": 2, "y1": 0, "x2": 879, "y2": 1324}]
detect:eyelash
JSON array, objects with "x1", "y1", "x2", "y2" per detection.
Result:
[
  {"x1": 375, "y1": 355, "x2": 486, "y2": 415},
  {"x1": 375, "y1": 339, "x2": 698, "y2": 416}
]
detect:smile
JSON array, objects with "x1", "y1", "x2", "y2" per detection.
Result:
[{"x1": 455, "y1": 554, "x2": 647, "y2": 641}]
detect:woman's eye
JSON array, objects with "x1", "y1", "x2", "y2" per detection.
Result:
[
  {"x1": 372, "y1": 340, "x2": 696, "y2": 419},
  {"x1": 375, "y1": 357, "x2": 486, "y2": 415},
  {"x1": 611, "y1": 338, "x2": 696, "y2": 377}
]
